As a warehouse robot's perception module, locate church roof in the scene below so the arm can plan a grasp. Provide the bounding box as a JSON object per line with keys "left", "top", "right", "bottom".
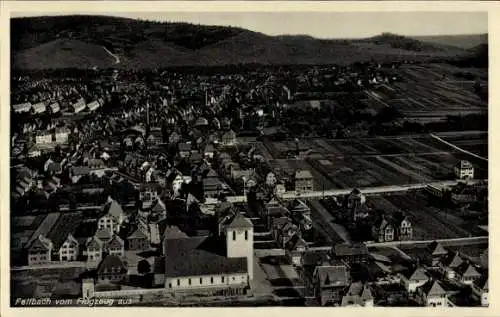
{"left": 224, "top": 212, "right": 253, "bottom": 229}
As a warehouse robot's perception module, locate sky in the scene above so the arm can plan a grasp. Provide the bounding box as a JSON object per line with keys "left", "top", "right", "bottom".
{"left": 13, "top": 12, "right": 487, "bottom": 39}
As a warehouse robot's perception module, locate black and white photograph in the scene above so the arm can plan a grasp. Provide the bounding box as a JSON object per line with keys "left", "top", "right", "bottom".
{"left": 4, "top": 3, "right": 492, "bottom": 310}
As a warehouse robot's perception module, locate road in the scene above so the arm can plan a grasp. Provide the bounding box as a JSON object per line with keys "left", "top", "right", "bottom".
{"left": 365, "top": 235, "right": 487, "bottom": 247}
{"left": 220, "top": 179, "right": 486, "bottom": 204}
{"left": 430, "top": 133, "right": 488, "bottom": 162}
{"left": 103, "top": 46, "right": 120, "bottom": 64}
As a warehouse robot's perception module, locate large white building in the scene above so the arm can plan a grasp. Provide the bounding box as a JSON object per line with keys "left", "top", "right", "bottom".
{"left": 454, "top": 160, "right": 474, "bottom": 180}
{"left": 162, "top": 210, "right": 254, "bottom": 296}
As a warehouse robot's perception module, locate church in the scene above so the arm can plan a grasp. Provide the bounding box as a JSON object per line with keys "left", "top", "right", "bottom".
{"left": 162, "top": 210, "right": 254, "bottom": 296}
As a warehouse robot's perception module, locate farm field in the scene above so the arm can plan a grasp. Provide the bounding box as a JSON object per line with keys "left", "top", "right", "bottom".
{"left": 263, "top": 132, "right": 488, "bottom": 190}
{"left": 381, "top": 192, "right": 483, "bottom": 240}
{"left": 368, "top": 64, "right": 488, "bottom": 122}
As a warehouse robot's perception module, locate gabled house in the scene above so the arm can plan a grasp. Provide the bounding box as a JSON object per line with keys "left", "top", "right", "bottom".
{"left": 439, "top": 251, "right": 464, "bottom": 280}
{"left": 314, "top": 264, "right": 350, "bottom": 306}
{"left": 204, "top": 144, "right": 215, "bottom": 159}
{"left": 27, "top": 235, "right": 53, "bottom": 265}
{"left": 96, "top": 255, "right": 128, "bottom": 284}
{"left": 85, "top": 236, "right": 104, "bottom": 263}
{"left": 372, "top": 217, "right": 395, "bottom": 242}
{"left": 331, "top": 243, "right": 369, "bottom": 264}
{"left": 36, "top": 131, "right": 53, "bottom": 144}
{"left": 127, "top": 226, "right": 150, "bottom": 251}
{"left": 415, "top": 280, "right": 448, "bottom": 307}
{"left": 58, "top": 234, "right": 79, "bottom": 261}
{"left": 285, "top": 233, "right": 308, "bottom": 267}
{"left": 97, "top": 198, "right": 125, "bottom": 233}
{"left": 401, "top": 267, "right": 429, "bottom": 293}
{"left": 106, "top": 234, "right": 125, "bottom": 258}
{"left": 427, "top": 241, "right": 448, "bottom": 266}
{"left": 455, "top": 262, "right": 481, "bottom": 285}
{"left": 472, "top": 275, "right": 488, "bottom": 307}
{"left": 342, "top": 282, "right": 374, "bottom": 307}
{"left": 395, "top": 216, "right": 413, "bottom": 241}
{"left": 221, "top": 129, "right": 237, "bottom": 146}
{"left": 55, "top": 127, "right": 70, "bottom": 144}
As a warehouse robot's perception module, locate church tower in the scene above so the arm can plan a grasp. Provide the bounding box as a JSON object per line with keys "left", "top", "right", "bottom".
{"left": 224, "top": 212, "right": 254, "bottom": 280}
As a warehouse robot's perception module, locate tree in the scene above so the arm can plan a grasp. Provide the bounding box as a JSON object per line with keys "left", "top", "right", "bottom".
{"left": 137, "top": 260, "right": 151, "bottom": 275}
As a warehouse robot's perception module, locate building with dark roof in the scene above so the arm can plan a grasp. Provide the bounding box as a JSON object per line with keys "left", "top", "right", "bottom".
{"left": 415, "top": 279, "right": 448, "bottom": 307}
{"left": 96, "top": 255, "right": 128, "bottom": 284}
{"left": 314, "top": 263, "right": 350, "bottom": 306}
{"left": 163, "top": 208, "right": 253, "bottom": 295}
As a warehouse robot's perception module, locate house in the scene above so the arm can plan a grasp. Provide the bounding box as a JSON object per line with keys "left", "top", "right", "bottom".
{"left": 96, "top": 255, "right": 128, "bottom": 284}
{"left": 285, "top": 233, "right": 308, "bottom": 267}
{"left": 85, "top": 236, "right": 104, "bottom": 263}
{"left": 472, "top": 275, "right": 488, "bottom": 307}
{"left": 455, "top": 262, "right": 481, "bottom": 285}
{"left": 35, "top": 131, "right": 53, "bottom": 144}
{"left": 49, "top": 102, "right": 60, "bottom": 114}
{"left": 106, "top": 234, "right": 125, "bottom": 258}
{"left": 28, "top": 145, "right": 42, "bottom": 158}
{"left": 72, "top": 99, "right": 86, "bottom": 113}
{"left": 439, "top": 251, "right": 464, "bottom": 280}
{"left": 314, "top": 264, "right": 350, "bottom": 306}
{"left": 341, "top": 282, "right": 374, "bottom": 307}
{"left": 372, "top": 217, "right": 395, "bottom": 242}
{"left": 221, "top": 129, "right": 237, "bottom": 146}
{"left": 395, "top": 215, "right": 413, "bottom": 241}
{"left": 27, "top": 235, "right": 53, "bottom": 266}
{"left": 294, "top": 170, "right": 314, "bottom": 192}
{"left": 70, "top": 166, "right": 90, "bottom": 184}
{"left": 12, "top": 102, "right": 32, "bottom": 113}
{"left": 415, "top": 280, "right": 448, "bottom": 307}
{"left": 178, "top": 142, "right": 192, "bottom": 158}
{"left": 58, "top": 234, "right": 79, "bottom": 261}
{"left": 204, "top": 144, "right": 215, "bottom": 159}
{"left": 401, "top": 267, "right": 429, "bottom": 293}
{"left": 427, "top": 241, "right": 448, "bottom": 266}
{"left": 87, "top": 100, "right": 100, "bottom": 112}
{"left": 454, "top": 160, "right": 474, "bottom": 180}
{"left": 97, "top": 198, "right": 125, "bottom": 233}
{"left": 55, "top": 127, "right": 71, "bottom": 144}
{"left": 127, "top": 226, "right": 150, "bottom": 251}
{"left": 32, "top": 102, "right": 47, "bottom": 114}
{"left": 88, "top": 158, "right": 106, "bottom": 177}
{"left": 331, "top": 243, "right": 369, "bottom": 264}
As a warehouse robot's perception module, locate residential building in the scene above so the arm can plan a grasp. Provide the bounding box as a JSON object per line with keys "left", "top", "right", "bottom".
{"left": 331, "top": 243, "right": 369, "bottom": 264}
{"left": 295, "top": 170, "right": 314, "bottom": 192}
{"left": 96, "top": 255, "right": 128, "bottom": 284}
{"left": 72, "top": 99, "right": 86, "bottom": 113}
{"left": 454, "top": 160, "right": 474, "bottom": 180}
{"left": 455, "top": 262, "right": 481, "bottom": 285}
{"left": 12, "top": 102, "right": 32, "bottom": 113}
{"left": 85, "top": 236, "right": 104, "bottom": 263}
{"left": 341, "top": 282, "right": 374, "bottom": 307}
{"left": 285, "top": 233, "right": 308, "bottom": 266}
{"left": 55, "top": 127, "right": 71, "bottom": 144}
{"left": 472, "top": 275, "right": 488, "bottom": 307}
{"left": 439, "top": 251, "right": 464, "bottom": 280}
{"left": 372, "top": 217, "right": 395, "bottom": 242}
{"left": 35, "top": 131, "right": 53, "bottom": 144}
{"left": 32, "top": 102, "right": 47, "bottom": 114}
{"left": 415, "top": 280, "right": 448, "bottom": 307}
{"left": 127, "top": 226, "right": 150, "bottom": 251}
{"left": 314, "top": 263, "right": 350, "bottom": 306}
{"left": 396, "top": 216, "right": 413, "bottom": 241}
{"left": 401, "top": 267, "right": 429, "bottom": 293}
{"left": 427, "top": 241, "right": 448, "bottom": 267}
{"left": 58, "top": 234, "right": 79, "bottom": 261}
{"left": 27, "top": 235, "right": 53, "bottom": 266}
{"left": 106, "top": 234, "right": 125, "bottom": 258}
{"left": 97, "top": 198, "right": 125, "bottom": 233}
{"left": 221, "top": 129, "right": 237, "bottom": 146}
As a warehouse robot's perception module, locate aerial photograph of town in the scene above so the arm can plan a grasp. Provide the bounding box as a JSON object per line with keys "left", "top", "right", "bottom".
{"left": 8, "top": 9, "right": 488, "bottom": 308}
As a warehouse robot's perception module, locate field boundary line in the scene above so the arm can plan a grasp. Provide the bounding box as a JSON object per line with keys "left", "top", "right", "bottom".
{"left": 429, "top": 133, "right": 488, "bottom": 162}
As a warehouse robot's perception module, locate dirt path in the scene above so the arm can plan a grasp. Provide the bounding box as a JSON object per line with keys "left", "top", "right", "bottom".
{"left": 102, "top": 46, "right": 120, "bottom": 64}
